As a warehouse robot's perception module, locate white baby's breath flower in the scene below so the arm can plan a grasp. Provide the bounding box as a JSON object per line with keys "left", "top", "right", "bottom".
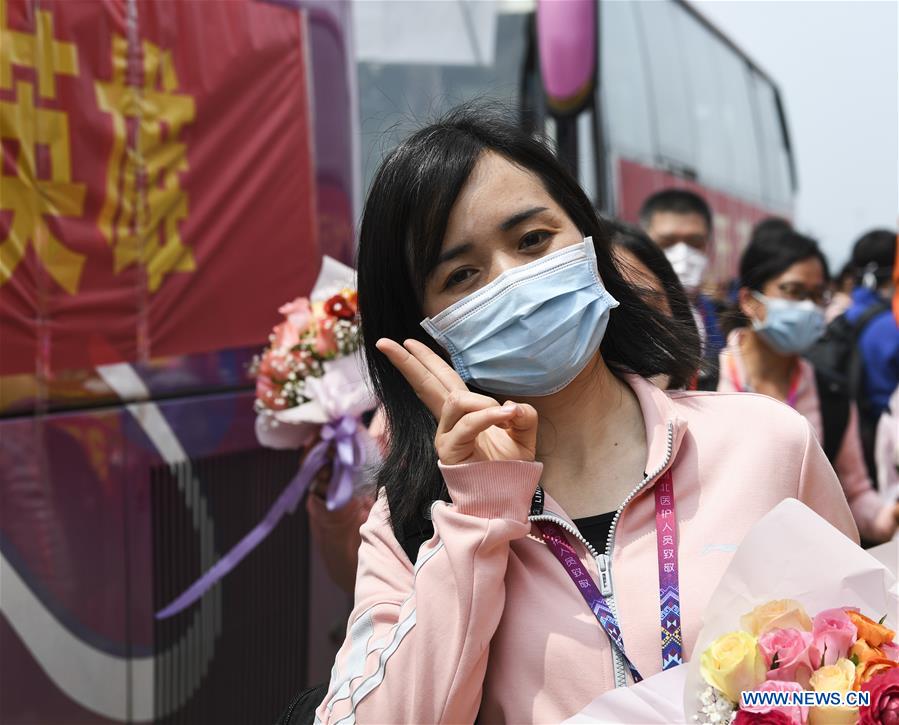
{"left": 695, "top": 686, "right": 736, "bottom": 725}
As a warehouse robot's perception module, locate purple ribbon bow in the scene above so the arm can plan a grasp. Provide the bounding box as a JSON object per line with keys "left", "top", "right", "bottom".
{"left": 156, "top": 415, "right": 367, "bottom": 619}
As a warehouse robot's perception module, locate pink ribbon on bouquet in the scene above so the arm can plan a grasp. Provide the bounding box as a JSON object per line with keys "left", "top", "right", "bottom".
{"left": 156, "top": 415, "right": 368, "bottom": 619}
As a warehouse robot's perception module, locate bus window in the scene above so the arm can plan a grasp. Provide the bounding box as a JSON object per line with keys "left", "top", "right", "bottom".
{"left": 599, "top": 0, "right": 654, "bottom": 161}
{"left": 713, "top": 44, "right": 763, "bottom": 201}
{"left": 751, "top": 72, "right": 793, "bottom": 209}
{"left": 635, "top": 0, "right": 696, "bottom": 170}
{"left": 355, "top": 1, "right": 535, "bottom": 197}
{"left": 676, "top": 9, "right": 733, "bottom": 192}
{"left": 543, "top": 115, "right": 558, "bottom": 154}
{"left": 577, "top": 109, "right": 598, "bottom": 204}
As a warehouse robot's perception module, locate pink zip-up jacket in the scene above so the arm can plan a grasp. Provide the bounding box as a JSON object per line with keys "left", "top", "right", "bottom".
{"left": 315, "top": 375, "right": 859, "bottom": 724}
{"left": 719, "top": 329, "right": 897, "bottom": 542}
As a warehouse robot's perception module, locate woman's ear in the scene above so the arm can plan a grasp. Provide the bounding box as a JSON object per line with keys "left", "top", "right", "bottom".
{"left": 738, "top": 287, "right": 765, "bottom": 324}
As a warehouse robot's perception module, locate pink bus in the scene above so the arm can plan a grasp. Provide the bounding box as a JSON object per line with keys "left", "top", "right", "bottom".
{"left": 355, "top": 0, "right": 796, "bottom": 284}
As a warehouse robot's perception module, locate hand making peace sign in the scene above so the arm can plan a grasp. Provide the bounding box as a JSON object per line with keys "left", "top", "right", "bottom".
{"left": 375, "top": 338, "right": 538, "bottom": 465}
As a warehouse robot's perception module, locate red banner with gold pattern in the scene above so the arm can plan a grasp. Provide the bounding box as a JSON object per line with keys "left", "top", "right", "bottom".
{"left": 0, "top": 0, "right": 319, "bottom": 375}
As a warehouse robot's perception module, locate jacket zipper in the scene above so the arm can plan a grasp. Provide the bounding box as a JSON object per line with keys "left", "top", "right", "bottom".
{"left": 529, "top": 421, "right": 675, "bottom": 689}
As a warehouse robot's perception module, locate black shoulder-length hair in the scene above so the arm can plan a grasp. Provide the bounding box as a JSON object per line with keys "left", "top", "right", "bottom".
{"left": 357, "top": 105, "right": 701, "bottom": 534}
{"left": 608, "top": 219, "right": 700, "bottom": 389}
{"left": 721, "top": 224, "right": 830, "bottom": 334}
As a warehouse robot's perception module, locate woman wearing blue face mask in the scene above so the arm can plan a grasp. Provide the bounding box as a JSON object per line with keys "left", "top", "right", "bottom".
{"left": 719, "top": 227, "right": 899, "bottom": 544}
{"left": 310, "top": 107, "right": 858, "bottom": 725}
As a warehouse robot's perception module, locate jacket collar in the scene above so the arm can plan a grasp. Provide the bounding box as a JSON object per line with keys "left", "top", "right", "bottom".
{"left": 531, "top": 374, "right": 687, "bottom": 524}
{"left": 627, "top": 373, "right": 687, "bottom": 482}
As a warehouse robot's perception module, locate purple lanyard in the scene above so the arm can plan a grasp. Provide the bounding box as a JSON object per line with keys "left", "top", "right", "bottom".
{"left": 534, "top": 470, "right": 683, "bottom": 680}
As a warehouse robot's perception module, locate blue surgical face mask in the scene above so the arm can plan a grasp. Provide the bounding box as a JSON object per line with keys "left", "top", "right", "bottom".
{"left": 420, "top": 237, "right": 619, "bottom": 397}
{"left": 751, "top": 292, "right": 826, "bottom": 354}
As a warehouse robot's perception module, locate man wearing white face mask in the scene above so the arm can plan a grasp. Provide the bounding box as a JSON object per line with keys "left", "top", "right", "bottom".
{"left": 719, "top": 227, "right": 899, "bottom": 544}
{"left": 640, "top": 189, "right": 724, "bottom": 389}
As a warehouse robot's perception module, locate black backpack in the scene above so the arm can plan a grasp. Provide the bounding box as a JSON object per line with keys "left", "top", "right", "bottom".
{"left": 274, "top": 684, "right": 329, "bottom": 725}
{"left": 804, "top": 301, "right": 890, "bottom": 470}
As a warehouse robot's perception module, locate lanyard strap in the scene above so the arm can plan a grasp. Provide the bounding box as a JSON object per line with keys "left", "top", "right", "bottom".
{"left": 535, "top": 470, "right": 683, "bottom": 679}
{"left": 655, "top": 471, "right": 683, "bottom": 670}
{"left": 537, "top": 520, "right": 644, "bottom": 682}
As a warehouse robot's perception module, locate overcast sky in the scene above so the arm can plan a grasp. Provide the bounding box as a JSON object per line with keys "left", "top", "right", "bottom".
{"left": 693, "top": 0, "right": 897, "bottom": 269}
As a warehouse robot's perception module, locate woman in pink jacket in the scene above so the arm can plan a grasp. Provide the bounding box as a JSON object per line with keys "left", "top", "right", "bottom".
{"left": 718, "top": 227, "right": 899, "bottom": 544}
{"left": 314, "top": 108, "right": 858, "bottom": 724}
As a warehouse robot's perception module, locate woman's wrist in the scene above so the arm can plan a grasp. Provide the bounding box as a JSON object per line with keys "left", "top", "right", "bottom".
{"left": 438, "top": 459, "right": 543, "bottom": 520}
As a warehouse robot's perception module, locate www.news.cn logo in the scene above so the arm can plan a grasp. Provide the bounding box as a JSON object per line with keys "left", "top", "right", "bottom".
{"left": 741, "top": 690, "right": 871, "bottom": 708}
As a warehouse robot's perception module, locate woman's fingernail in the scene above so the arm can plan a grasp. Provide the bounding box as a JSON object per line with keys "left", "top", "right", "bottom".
{"left": 502, "top": 402, "right": 518, "bottom": 413}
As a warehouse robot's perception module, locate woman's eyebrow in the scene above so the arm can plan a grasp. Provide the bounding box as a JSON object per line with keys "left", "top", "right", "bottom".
{"left": 780, "top": 280, "right": 820, "bottom": 287}
{"left": 435, "top": 242, "right": 474, "bottom": 267}
{"left": 433, "top": 206, "right": 550, "bottom": 269}
{"left": 499, "top": 206, "right": 549, "bottom": 231}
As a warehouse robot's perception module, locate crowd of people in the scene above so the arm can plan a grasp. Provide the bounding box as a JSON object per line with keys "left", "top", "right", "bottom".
{"left": 281, "top": 109, "right": 898, "bottom": 724}
{"left": 632, "top": 189, "right": 899, "bottom": 545}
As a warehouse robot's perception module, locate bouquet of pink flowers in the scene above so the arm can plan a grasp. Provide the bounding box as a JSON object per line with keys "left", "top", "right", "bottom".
{"left": 156, "top": 257, "right": 377, "bottom": 619}
{"left": 252, "top": 288, "right": 360, "bottom": 417}
{"left": 697, "top": 600, "right": 899, "bottom": 724}
{"left": 563, "top": 501, "right": 898, "bottom": 725}
{"left": 250, "top": 256, "right": 377, "bottom": 453}
{"left": 249, "top": 255, "right": 378, "bottom": 503}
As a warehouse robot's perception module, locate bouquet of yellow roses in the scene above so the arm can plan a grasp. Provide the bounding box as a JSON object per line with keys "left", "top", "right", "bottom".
{"left": 698, "top": 600, "right": 898, "bottom": 724}
{"left": 686, "top": 500, "right": 898, "bottom": 725}
{"left": 563, "top": 500, "right": 898, "bottom": 725}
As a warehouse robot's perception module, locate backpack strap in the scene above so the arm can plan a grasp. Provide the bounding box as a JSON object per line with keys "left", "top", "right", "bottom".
{"left": 851, "top": 299, "right": 891, "bottom": 333}
{"left": 813, "top": 366, "right": 850, "bottom": 464}
{"left": 274, "top": 683, "right": 329, "bottom": 725}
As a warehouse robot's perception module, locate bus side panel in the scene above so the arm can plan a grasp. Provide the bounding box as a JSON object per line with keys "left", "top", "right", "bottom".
{"left": 0, "top": 408, "right": 130, "bottom": 724}
{"left": 140, "top": 391, "right": 313, "bottom": 724}
{"left": 0, "top": 389, "right": 334, "bottom": 723}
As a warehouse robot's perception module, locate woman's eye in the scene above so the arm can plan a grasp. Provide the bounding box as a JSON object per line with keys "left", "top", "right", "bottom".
{"left": 445, "top": 268, "right": 476, "bottom": 289}
{"left": 519, "top": 230, "right": 551, "bottom": 250}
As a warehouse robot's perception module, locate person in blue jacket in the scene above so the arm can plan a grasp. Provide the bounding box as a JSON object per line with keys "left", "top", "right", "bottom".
{"left": 845, "top": 228, "right": 898, "bottom": 475}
